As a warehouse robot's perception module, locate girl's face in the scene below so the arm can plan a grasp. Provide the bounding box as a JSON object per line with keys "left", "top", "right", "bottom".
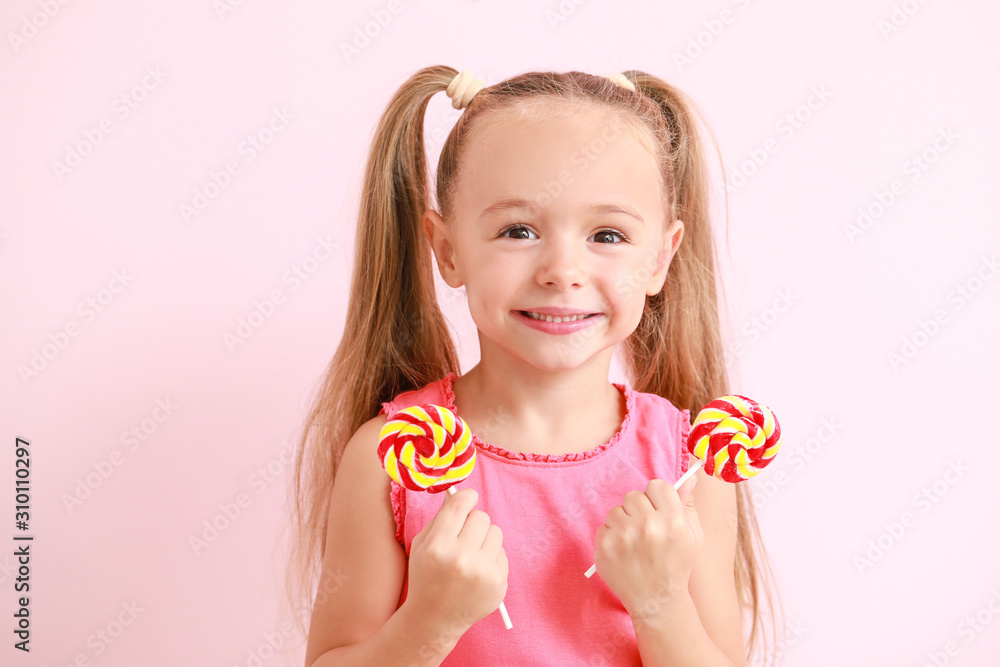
{"left": 424, "top": 104, "right": 683, "bottom": 372}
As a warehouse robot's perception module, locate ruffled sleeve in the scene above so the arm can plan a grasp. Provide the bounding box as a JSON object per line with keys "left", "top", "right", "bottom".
{"left": 389, "top": 480, "right": 406, "bottom": 549}
{"left": 677, "top": 408, "right": 692, "bottom": 480}
{"left": 378, "top": 401, "right": 406, "bottom": 548}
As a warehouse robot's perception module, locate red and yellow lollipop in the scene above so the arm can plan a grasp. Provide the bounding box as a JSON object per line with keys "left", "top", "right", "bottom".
{"left": 685, "top": 394, "right": 782, "bottom": 483}
{"left": 377, "top": 404, "right": 476, "bottom": 493}
{"left": 378, "top": 403, "right": 512, "bottom": 630}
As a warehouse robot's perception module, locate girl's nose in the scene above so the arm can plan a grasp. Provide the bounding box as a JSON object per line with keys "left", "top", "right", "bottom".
{"left": 536, "top": 238, "right": 586, "bottom": 289}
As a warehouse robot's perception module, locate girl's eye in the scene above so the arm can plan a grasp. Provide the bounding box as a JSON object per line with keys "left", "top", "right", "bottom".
{"left": 499, "top": 224, "right": 537, "bottom": 240}
{"left": 591, "top": 229, "right": 628, "bottom": 244}
{"left": 498, "top": 225, "right": 629, "bottom": 244}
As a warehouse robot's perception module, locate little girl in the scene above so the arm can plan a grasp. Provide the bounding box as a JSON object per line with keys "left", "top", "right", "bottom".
{"left": 287, "top": 66, "right": 780, "bottom": 666}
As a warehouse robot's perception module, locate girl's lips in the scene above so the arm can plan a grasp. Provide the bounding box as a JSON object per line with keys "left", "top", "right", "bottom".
{"left": 512, "top": 310, "right": 603, "bottom": 335}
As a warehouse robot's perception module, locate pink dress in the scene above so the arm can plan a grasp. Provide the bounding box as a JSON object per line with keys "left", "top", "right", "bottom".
{"left": 379, "top": 371, "right": 691, "bottom": 666}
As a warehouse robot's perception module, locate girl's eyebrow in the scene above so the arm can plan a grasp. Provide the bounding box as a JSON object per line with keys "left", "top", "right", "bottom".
{"left": 479, "top": 198, "right": 644, "bottom": 224}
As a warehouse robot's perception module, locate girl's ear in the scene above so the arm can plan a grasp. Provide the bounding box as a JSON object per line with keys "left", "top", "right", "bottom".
{"left": 645, "top": 219, "right": 684, "bottom": 297}
{"left": 422, "top": 208, "right": 464, "bottom": 288}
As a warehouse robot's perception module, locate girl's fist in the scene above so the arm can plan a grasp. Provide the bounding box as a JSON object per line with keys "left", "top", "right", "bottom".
{"left": 405, "top": 488, "right": 508, "bottom": 631}
{"left": 593, "top": 476, "right": 703, "bottom": 617}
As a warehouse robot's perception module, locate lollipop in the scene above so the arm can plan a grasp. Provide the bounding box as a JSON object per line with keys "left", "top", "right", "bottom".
{"left": 378, "top": 403, "right": 513, "bottom": 630}
{"left": 683, "top": 394, "right": 782, "bottom": 483}
{"left": 378, "top": 404, "right": 477, "bottom": 493}
{"left": 584, "top": 394, "right": 781, "bottom": 578}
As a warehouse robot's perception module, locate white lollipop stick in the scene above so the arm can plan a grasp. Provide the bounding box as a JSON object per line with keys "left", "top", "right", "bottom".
{"left": 446, "top": 486, "right": 513, "bottom": 629}
{"left": 583, "top": 459, "right": 704, "bottom": 578}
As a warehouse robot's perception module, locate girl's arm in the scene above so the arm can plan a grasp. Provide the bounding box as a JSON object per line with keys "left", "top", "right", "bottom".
{"left": 303, "top": 415, "right": 461, "bottom": 667}
{"left": 631, "top": 464, "right": 746, "bottom": 667}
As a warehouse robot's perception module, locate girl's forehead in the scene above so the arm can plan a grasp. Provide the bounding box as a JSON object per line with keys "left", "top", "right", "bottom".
{"left": 471, "top": 103, "right": 645, "bottom": 147}
{"left": 448, "top": 144, "right": 663, "bottom": 232}
{"left": 460, "top": 103, "right": 660, "bottom": 176}
{"left": 456, "top": 107, "right": 662, "bottom": 205}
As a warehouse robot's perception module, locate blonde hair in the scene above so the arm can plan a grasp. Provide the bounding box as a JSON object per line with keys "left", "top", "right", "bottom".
{"left": 285, "top": 66, "right": 784, "bottom": 665}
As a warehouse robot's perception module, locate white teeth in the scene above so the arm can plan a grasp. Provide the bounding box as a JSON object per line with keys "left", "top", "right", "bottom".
{"left": 524, "top": 311, "right": 592, "bottom": 323}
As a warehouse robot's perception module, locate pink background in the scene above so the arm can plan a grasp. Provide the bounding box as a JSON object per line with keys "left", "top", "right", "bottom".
{"left": 3, "top": 1, "right": 999, "bottom": 665}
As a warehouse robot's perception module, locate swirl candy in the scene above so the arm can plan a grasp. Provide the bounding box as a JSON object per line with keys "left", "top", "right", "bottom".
{"left": 377, "top": 404, "right": 476, "bottom": 493}
{"left": 687, "top": 394, "right": 781, "bottom": 482}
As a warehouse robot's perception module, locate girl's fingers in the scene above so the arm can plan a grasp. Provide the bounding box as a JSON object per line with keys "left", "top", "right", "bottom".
{"left": 622, "top": 488, "right": 654, "bottom": 517}
{"left": 456, "top": 508, "right": 491, "bottom": 548}
{"left": 496, "top": 546, "right": 509, "bottom": 574}
{"left": 644, "top": 477, "right": 678, "bottom": 511}
{"left": 481, "top": 523, "right": 503, "bottom": 555}
{"left": 604, "top": 504, "right": 629, "bottom": 529}
{"left": 428, "top": 488, "right": 479, "bottom": 539}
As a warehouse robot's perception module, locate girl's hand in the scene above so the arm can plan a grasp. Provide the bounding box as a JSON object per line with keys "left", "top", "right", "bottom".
{"left": 593, "top": 476, "right": 704, "bottom": 618}
{"left": 403, "top": 488, "right": 508, "bottom": 633}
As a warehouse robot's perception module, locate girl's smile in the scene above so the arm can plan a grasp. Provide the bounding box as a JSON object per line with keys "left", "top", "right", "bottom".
{"left": 512, "top": 308, "right": 605, "bottom": 335}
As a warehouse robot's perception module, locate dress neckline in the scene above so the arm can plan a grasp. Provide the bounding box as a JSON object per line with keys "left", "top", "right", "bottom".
{"left": 440, "top": 371, "right": 635, "bottom": 463}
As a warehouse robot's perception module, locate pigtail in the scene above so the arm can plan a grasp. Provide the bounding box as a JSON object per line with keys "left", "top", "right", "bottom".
{"left": 624, "top": 70, "right": 785, "bottom": 665}
{"left": 346, "top": 65, "right": 462, "bottom": 409}
{"left": 284, "top": 66, "right": 461, "bottom": 641}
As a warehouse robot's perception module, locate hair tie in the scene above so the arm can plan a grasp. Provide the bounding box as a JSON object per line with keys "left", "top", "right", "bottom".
{"left": 605, "top": 73, "right": 636, "bottom": 92}
{"left": 446, "top": 70, "right": 486, "bottom": 109}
